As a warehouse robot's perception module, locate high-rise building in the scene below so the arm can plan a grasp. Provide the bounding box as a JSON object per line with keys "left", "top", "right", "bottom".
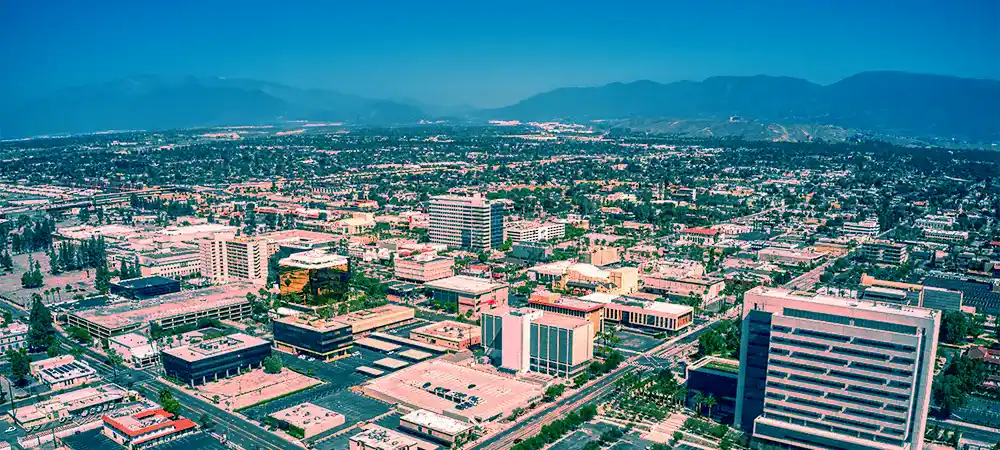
{"left": 199, "top": 234, "right": 268, "bottom": 285}
{"left": 481, "top": 307, "right": 594, "bottom": 378}
{"left": 735, "top": 287, "right": 939, "bottom": 450}
{"left": 428, "top": 194, "right": 504, "bottom": 251}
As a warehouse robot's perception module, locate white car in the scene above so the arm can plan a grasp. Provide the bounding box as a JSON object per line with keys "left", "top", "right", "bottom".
{"left": 4, "top": 426, "right": 15, "bottom": 433}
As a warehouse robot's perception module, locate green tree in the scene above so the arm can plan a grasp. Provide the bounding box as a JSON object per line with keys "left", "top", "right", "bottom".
{"left": 107, "top": 348, "right": 124, "bottom": 382}
{"left": 0, "top": 251, "right": 13, "bottom": 272}
{"left": 263, "top": 355, "right": 283, "bottom": 374}
{"left": 46, "top": 341, "right": 60, "bottom": 358}
{"left": 95, "top": 263, "right": 112, "bottom": 294}
{"left": 703, "top": 395, "right": 717, "bottom": 420}
{"left": 158, "top": 389, "right": 181, "bottom": 415}
{"left": 543, "top": 384, "right": 566, "bottom": 401}
{"left": 67, "top": 326, "right": 92, "bottom": 344}
{"left": 939, "top": 311, "right": 970, "bottom": 344}
{"left": 27, "top": 295, "right": 55, "bottom": 351}
{"left": 6, "top": 348, "right": 31, "bottom": 386}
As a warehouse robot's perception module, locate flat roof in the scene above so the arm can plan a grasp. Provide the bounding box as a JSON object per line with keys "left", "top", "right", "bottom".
{"left": 71, "top": 284, "right": 257, "bottom": 330}
{"left": 332, "top": 304, "right": 414, "bottom": 326}
{"left": 424, "top": 275, "right": 506, "bottom": 295}
{"left": 350, "top": 425, "right": 419, "bottom": 450}
{"left": 363, "top": 359, "right": 543, "bottom": 422}
{"left": 268, "top": 402, "right": 345, "bottom": 434}
{"left": 275, "top": 314, "right": 351, "bottom": 333}
{"left": 356, "top": 337, "right": 402, "bottom": 352}
{"left": 398, "top": 349, "right": 433, "bottom": 361}
{"left": 356, "top": 366, "right": 386, "bottom": 376}
{"left": 646, "top": 302, "right": 696, "bottom": 315}
{"left": 15, "top": 384, "right": 126, "bottom": 423}
{"left": 579, "top": 292, "right": 620, "bottom": 304}
{"left": 529, "top": 295, "right": 604, "bottom": 312}
{"left": 32, "top": 356, "right": 96, "bottom": 383}
{"left": 532, "top": 311, "right": 591, "bottom": 330}
{"left": 162, "top": 333, "right": 268, "bottom": 362}
{"left": 751, "top": 287, "right": 937, "bottom": 320}
{"left": 409, "top": 320, "right": 481, "bottom": 341}
{"left": 261, "top": 229, "right": 340, "bottom": 246}
{"left": 374, "top": 357, "right": 410, "bottom": 370}
{"left": 112, "top": 276, "right": 179, "bottom": 290}
{"left": 401, "top": 409, "right": 472, "bottom": 435}
{"left": 278, "top": 250, "right": 349, "bottom": 270}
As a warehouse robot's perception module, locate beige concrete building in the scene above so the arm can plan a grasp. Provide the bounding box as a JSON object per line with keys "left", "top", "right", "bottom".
{"left": 349, "top": 425, "right": 418, "bottom": 450}
{"left": 735, "top": 287, "right": 939, "bottom": 450}
{"left": 506, "top": 221, "right": 565, "bottom": 243}
{"left": 428, "top": 194, "right": 505, "bottom": 251}
{"left": 409, "top": 320, "right": 481, "bottom": 350}
{"left": 424, "top": 275, "right": 509, "bottom": 318}
{"left": 199, "top": 234, "right": 268, "bottom": 285}
{"left": 399, "top": 409, "right": 474, "bottom": 445}
{"left": 109, "top": 333, "right": 159, "bottom": 370}
{"left": 30, "top": 355, "right": 99, "bottom": 392}
{"left": 332, "top": 304, "right": 416, "bottom": 336}
{"left": 394, "top": 253, "right": 454, "bottom": 283}
{"left": 557, "top": 263, "right": 638, "bottom": 296}
{"left": 481, "top": 306, "right": 594, "bottom": 378}
{"left": 639, "top": 274, "right": 726, "bottom": 304}
{"left": 581, "top": 245, "right": 620, "bottom": 266}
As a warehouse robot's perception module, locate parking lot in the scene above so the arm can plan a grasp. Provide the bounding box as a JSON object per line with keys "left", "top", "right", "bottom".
{"left": 62, "top": 430, "right": 228, "bottom": 450}
{"left": 612, "top": 329, "right": 664, "bottom": 354}
{"left": 549, "top": 421, "right": 619, "bottom": 450}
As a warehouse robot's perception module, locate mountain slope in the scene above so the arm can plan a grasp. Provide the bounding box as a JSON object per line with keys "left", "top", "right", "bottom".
{"left": 0, "top": 76, "right": 425, "bottom": 138}
{"left": 486, "top": 72, "right": 1000, "bottom": 142}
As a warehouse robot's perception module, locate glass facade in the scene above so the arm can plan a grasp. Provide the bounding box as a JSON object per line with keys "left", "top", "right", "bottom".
{"left": 739, "top": 309, "right": 773, "bottom": 432}
{"left": 278, "top": 262, "right": 350, "bottom": 304}
{"left": 273, "top": 321, "right": 353, "bottom": 358}
{"left": 162, "top": 341, "right": 271, "bottom": 386}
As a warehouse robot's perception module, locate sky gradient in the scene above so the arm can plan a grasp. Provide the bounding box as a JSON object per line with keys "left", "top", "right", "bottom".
{"left": 2, "top": 0, "right": 998, "bottom": 108}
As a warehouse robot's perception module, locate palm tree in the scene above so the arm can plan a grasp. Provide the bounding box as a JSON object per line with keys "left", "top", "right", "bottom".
{"left": 692, "top": 392, "right": 704, "bottom": 415}
{"left": 704, "top": 395, "right": 717, "bottom": 420}
{"left": 674, "top": 386, "right": 688, "bottom": 408}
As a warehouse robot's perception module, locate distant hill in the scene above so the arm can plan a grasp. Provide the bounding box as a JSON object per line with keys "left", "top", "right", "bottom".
{"left": 486, "top": 72, "right": 1000, "bottom": 142}
{"left": 0, "top": 75, "right": 426, "bottom": 138}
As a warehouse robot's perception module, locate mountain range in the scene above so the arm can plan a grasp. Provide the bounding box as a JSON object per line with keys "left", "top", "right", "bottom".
{"left": 2, "top": 72, "right": 998, "bottom": 143}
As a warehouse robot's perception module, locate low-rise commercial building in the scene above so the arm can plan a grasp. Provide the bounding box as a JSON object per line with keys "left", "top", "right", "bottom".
{"left": 598, "top": 297, "right": 694, "bottom": 333}
{"left": 67, "top": 284, "right": 256, "bottom": 340}
{"left": 923, "top": 228, "right": 969, "bottom": 243}
{"left": 558, "top": 264, "right": 638, "bottom": 296}
{"left": 757, "top": 247, "right": 824, "bottom": 267}
{"left": 102, "top": 408, "right": 198, "bottom": 450}
{"left": 332, "top": 304, "right": 416, "bottom": 336}
{"left": 408, "top": 320, "right": 481, "bottom": 350}
{"left": 639, "top": 274, "right": 725, "bottom": 304}
{"left": 860, "top": 274, "right": 964, "bottom": 312}
{"left": 266, "top": 403, "right": 345, "bottom": 439}
{"left": 273, "top": 315, "right": 354, "bottom": 361}
{"left": 859, "top": 240, "right": 909, "bottom": 266}
{"left": 138, "top": 248, "right": 202, "bottom": 279}
{"left": 0, "top": 322, "right": 27, "bottom": 352}
{"left": 161, "top": 333, "right": 271, "bottom": 387}
{"left": 394, "top": 253, "right": 455, "bottom": 283}
{"left": 349, "top": 425, "right": 418, "bottom": 450}
{"left": 30, "top": 355, "right": 99, "bottom": 391}
{"left": 527, "top": 290, "right": 604, "bottom": 336}
{"left": 481, "top": 307, "right": 594, "bottom": 378}
{"left": 686, "top": 357, "right": 740, "bottom": 425}
{"left": 424, "top": 276, "right": 509, "bottom": 319}
{"left": 109, "top": 276, "right": 181, "bottom": 300}
{"left": 506, "top": 221, "right": 565, "bottom": 243}
{"left": 842, "top": 219, "right": 880, "bottom": 238}
{"left": 109, "top": 333, "right": 160, "bottom": 370}
{"left": 680, "top": 227, "right": 720, "bottom": 245}
{"left": 581, "top": 245, "right": 620, "bottom": 266}
{"left": 399, "top": 409, "right": 474, "bottom": 445}
{"left": 13, "top": 384, "right": 129, "bottom": 429}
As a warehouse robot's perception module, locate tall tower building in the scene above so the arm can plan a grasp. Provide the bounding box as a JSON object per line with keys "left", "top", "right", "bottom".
{"left": 735, "top": 287, "right": 939, "bottom": 450}
{"left": 198, "top": 234, "right": 268, "bottom": 286}
{"left": 428, "top": 194, "right": 504, "bottom": 251}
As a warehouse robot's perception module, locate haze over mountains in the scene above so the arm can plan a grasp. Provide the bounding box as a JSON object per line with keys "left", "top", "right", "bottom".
{"left": 2, "top": 72, "right": 998, "bottom": 143}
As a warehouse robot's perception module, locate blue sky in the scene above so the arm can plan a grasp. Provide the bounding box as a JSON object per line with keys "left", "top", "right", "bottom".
{"left": 2, "top": 0, "right": 997, "bottom": 108}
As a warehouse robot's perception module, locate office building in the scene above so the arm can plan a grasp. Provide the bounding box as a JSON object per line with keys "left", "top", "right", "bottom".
{"left": 278, "top": 249, "right": 350, "bottom": 299}
{"left": 0, "top": 322, "right": 27, "bottom": 352}
{"left": 511, "top": 241, "right": 553, "bottom": 262}
{"left": 428, "top": 194, "right": 504, "bottom": 251}
{"left": 506, "top": 221, "right": 565, "bottom": 243}
{"left": 481, "top": 307, "right": 594, "bottom": 378}
{"left": 409, "top": 320, "right": 481, "bottom": 350}
{"left": 914, "top": 215, "right": 955, "bottom": 230}
{"left": 758, "top": 247, "right": 825, "bottom": 267}
{"left": 528, "top": 290, "right": 605, "bottom": 336}
{"left": 597, "top": 296, "right": 694, "bottom": 333}
{"left": 557, "top": 264, "right": 638, "bottom": 296}
{"left": 30, "top": 355, "right": 99, "bottom": 391}
{"left": 109, "top": 276, "right": 181, "bottom": 300}
{"left": 102, "top": 408, "right": 198, "bottom": 450}
{"left": 266, "top": 403, "right": 346, "bottom": 439}
{"left": 273, "top": 315, "right": 354, "bottom": 361}
{"left": 842, "top": 219, "right": 880, "bottom": 238}
{"left": 687, "top": 357, "right": 740, "bottom": 425}
{"left": 640, "top": 274, "right": 726, "bottom": 304}
{"left": 923, "top": 228, "right": 968, "bottom": 243}
{"left": 13, "top": 384, "right": 129, "bottom": 429}
{"left": 138, "top": 248, "right": 202, "bottom": 279}
{"left": 581, "top": 245, "right": 620, "bottom": 266}
{"left": 394, "top": 253, "right": 455, "bottom": 283}
{"left": 735, "top": 287, "right": 939, "bottom": 450}
{"left": 859, "top": 240, "right": 909, "bottom": 266}
{"left": 350, "top": 425, "right": 418, "bottom": 450}
{"left": 399, "top": 409, "right": 474, "bottom": 445}
{"left": 109, "top": 333, "right": 160, "bottom": 370}
{"left": 332, "top": 304, "right": 416, "bottom": 336}
{"left": 424, "top": 275, "right": 509, "bottom": 318}
{"left": 161, "top": 333, "right": 271, "bottom": 386}
{"left": 199, "top": 234, "right": 268, "bottom": 285}
{"left": 67, "top": 284, "right": 256, "bottom": 340}
{"left": 860, "top": 274, "right": 964, "bottom": 312}
{"left": 680, "top": 227, "right": 720, "bottom": 245}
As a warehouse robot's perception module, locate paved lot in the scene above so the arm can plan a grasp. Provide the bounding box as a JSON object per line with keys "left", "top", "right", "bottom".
{"left": 63, "top": 430, "right": 228, "bottom": 450}
{"left": 613, "top": 330, "right": 664, "bottom": 353}
{"left": 550, "top": 421, "right": 619, "bottom": 450}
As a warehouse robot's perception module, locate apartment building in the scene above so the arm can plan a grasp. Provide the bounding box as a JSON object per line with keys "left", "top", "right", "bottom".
{"left": 735, "top": 287, "right": 939, "bottom": 450}
{"left": 0, "top": 322, "right": 27, "bottom": 352}
{"left": 481, "top": 307, "right": 594, "bottom": 378}
{"left": 138, "top": 248, "right": 202, "bottom": 279}
{"left": 428, "top": 194, "right": 504, "bottom": 251}
{"left": 506, "top": 221, "right": 565, "bottom": 243}
{"left": 842, "top": 219, "right": 880, "bottom": 238}
{"left": 199, "top": 234, "right": 268, "bottom": 285}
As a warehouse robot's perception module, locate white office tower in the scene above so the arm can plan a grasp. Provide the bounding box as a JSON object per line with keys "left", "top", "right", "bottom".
{"left": 428, "top": 194, "right": 505, "bottom": 251}
{"left": 198, "top": 234, "right": 268, "bottom": 285}
{"left": 735, "top": 287, "right": 939, "bottom": 450}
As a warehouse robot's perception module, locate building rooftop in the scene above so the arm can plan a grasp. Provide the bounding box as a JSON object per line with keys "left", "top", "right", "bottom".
{"left": 682, "top": 227, "right": 720, "bottom": 236}
{"left": 332, "top": 304, "right": 414, "bottom": 326}
{"left": 278, "top": 250, "right": 349, "bottom": 270}
{"left": 350, "top": 425, "right": 419, "bottom": 450}
{"left": 157, "top": 224, "right": 237, "bottom": 237}
{"left": 423, "top": 275, "right": 505, "bottom": 295}
{"left": 751, "top": 287, "right": 937, "bottom": 320}
{"left": 528, "top": 260, "right": 576, "bottom": 276}
{"left": 646, "top": 302, "right": 696, "bottom": 315}
{"left": 162, "top": 333, "right": 268, "bottom": 362}
{"left": 0, "top": 322, "right": 28, "bottom": 337}
{"left": 274, "top": 314, "right": 351, "bottom": 333}
{"left": 110, "top": 333, "right": 154, "bottom": 349}
{"left": 532, "top": 311, "right": 592, "bottom": 329}
{"left": 15, "top": 384, "right": 126, "bottom": 423}
{"left": 268, "top": 403, "right": 345, "bottom": 435}
{"left": 262, "top": 229, "right": 340, "bottom": 248}
{"left": 578, "top": 292, "right": 620, "bottom": 304}
{"left": 401, "top": 409, "right": 472, "bottom": 435}
{"left": 103, "top": 408, "right": 197, "bottom": 440}
{"left": 31, "top": 356, "right": 96, "bottom": 384}
{"left": 528, "top": 294, "right": 604, "bottom": 312}
{"left": 112, "top": 276, "right": 179, "bottom": 290}
{"left": 71, "top": 284, "right": 257, "bottom": 329}
{"left": 409, "top": 320, "right": 480, "bottom": 341}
